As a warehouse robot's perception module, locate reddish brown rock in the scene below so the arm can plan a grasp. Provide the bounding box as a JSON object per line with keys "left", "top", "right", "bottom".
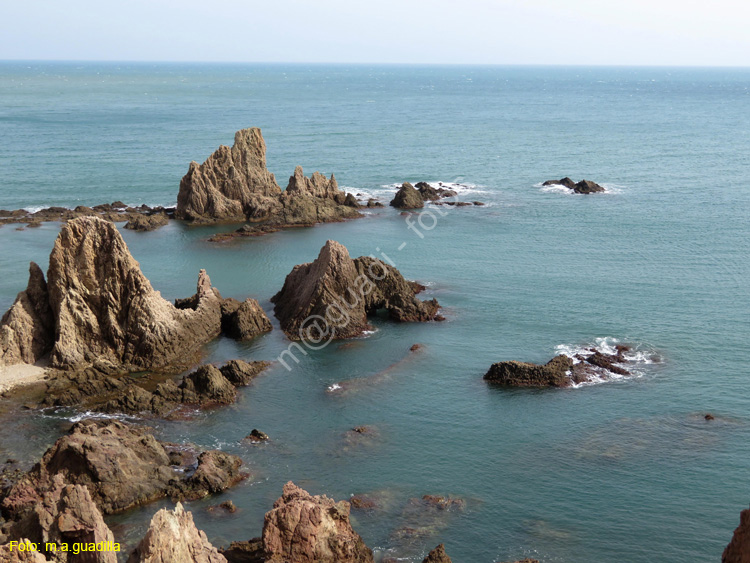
{"left": 127, "top": 503, "right": 227, "bottom": 563}
{"left": 262, "top": 482, "right": 373, "bottom": 563}
{"left": 723, "top": 506, "right": 750, "bottom": 563}
{"left": 422, "top": 544, "right": 452, "bottom": 563}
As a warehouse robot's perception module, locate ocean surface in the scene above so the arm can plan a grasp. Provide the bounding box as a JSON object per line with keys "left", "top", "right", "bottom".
{"left": 1, "top": 62, "right": 749, "bottom": 562}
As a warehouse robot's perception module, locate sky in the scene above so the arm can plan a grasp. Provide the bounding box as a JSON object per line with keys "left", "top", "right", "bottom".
{"left": 1, "top": 0, "right": 749, "bottom": 66}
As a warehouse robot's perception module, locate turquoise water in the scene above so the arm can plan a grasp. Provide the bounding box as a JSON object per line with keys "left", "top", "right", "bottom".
{"left": 1, "top": 63, "right": 750, "bottom": 562}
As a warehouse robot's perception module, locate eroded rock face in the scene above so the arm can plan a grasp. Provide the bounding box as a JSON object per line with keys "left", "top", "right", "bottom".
{"left": 0, "top": 217, "right": 224, "bottom": 372}
{"left": 484, "top": 355, "right": 573, "bottom": 387}
{"left": 262, "top": 482, "right": 374, "bottom": 563}
{"left": 126, "top": 503, "right": 227, "bottom": 563}
{"left": 0, "top": 263, "right": 53, "bottom": 366}
{"left": 177, "top": 129, "right": 361, "bottom": 231}
{"left": 9, "top": 480, "right": 117, "bottom": 563}
{"left": 221, "top": 299, "right": 272, "bottom": 341}
{"left": 177, "top": 128, "right": 282, "bottom": 223}
{"left": 390, "top": 183, "right": 424, "bottom": 209}
{"left": 422, "top": 544, "right": 452, "bottom": 563}
{"left": 1, "top": 421, "right": 244, "bottom": 520}
{"left": 271, "top": 241, "right": 441, "bottom": 341}
{"left": 723, "top": 506, "right": 750, "bottom": 563}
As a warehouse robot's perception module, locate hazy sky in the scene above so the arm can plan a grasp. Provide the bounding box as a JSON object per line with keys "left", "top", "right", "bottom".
{"left": 2, "top": 0, "right": 749, "bottom": 66}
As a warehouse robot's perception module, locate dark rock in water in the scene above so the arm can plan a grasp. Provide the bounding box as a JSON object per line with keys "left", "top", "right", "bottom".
{"left": 366, "top": 198, "right": 384, "bottom": 208}
{"left": 0, "top": 217, "right": 224, "bottom": 373}
{"left": 583, "top": 350, "right": 630, "bottom": 376}
{"left": 0, "top": 420, "right": 244, "bottom": 519}
{"left": 723, "top": 505, "right": 750, "bottom": 563}
{"left": 410, "top": 344, "right": 423, "bottom": 352}
{"left": 349, "top": 495, "right": 378, "bottom": 511}
{"left": 423, "top": 544, "right": 452, "bottom": 563}
{"left": 127, "top": 503, "right": 227, "bottom": 563}
{"left": 542, "top": 177, "right": 605, "bottom": 194}
{"left": 500, "top": 559, "right": 540, "bottom": 563}
{"left": 705, "top": 413, "right": 715, "bottom": 421}
{"left": 261, "top": 481, "right": 374, "bottom": 563}
{"left": 124, "top": 212, "right": 169, "bottom": 231}
{"left": 220, "top": 539, "right": 265, "bottom": 563}
{"left": 390, "top": 183, "right": 424, "bottom": 209}
{"left": 220, "top": 298, "right": 272, "bottom": 341}
{"left": 271, "top": 240, "right": 441, "bottom": 341}
{"left": 484, "top": 355, "right": 573, "bottom": 387}
{"left": 245, "top": 430, "right": 269, "bottom": 442}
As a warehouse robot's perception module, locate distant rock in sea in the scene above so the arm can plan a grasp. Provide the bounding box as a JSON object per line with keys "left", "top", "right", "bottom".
{"left": 0, "top": 203, "right": 174, "bottom": 230}
{"left": 542, "top": 177, "right": 606, "bottom": 194}
{"left": 176, "top": 127, "right": 361, "bottom": 232}
{"left": 271, "top": 240, "right": 442, "bottom": 341}
{"left": 390, "top": 181, "right": 467, "bottom": 209}
{"left": 0, "top": 217, "right": 224, "bottom": 373}
{"left": 390, "top": 182, "right": 424, "bottom": 209}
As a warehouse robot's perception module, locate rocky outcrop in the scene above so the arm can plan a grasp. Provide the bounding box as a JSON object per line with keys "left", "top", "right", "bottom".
{"left": 220, "top": 299, "right": 272, "bottom": 341}
{"left": 723, "top": 506, "right": 750, "bottom": 563}
{"left": 0, "top": 263, "right": 53, "bottom": 366}
{"left": 0, "top": 204, "right": 174, "bottom": 229}
{"left": 0, "top": 217, "right": 224, "bottom": 372}
{"left": 485, "top": 345, "right": 634, "bottom": 387}
{"left": 176, "top": 129, "right": 362, "bottom": 233}
{"left": 542, "top": 177, "right": 605, "bottom": 194}
{"left": 414, "top": 183, "right": 457, "bottom": 202}
{"left": 101, "top": 360, "right": 270, "bottom": 415}
{"left": 262, "top": 482, "right": 373, "bottom": 563}
{"left": 390, "top": 183, "right": 424, "bottom": 209}
{"left": 422, "top": 544, "right": 452, "bottom": 563}
{"left": 271, "top": 241, "right": 441, "bottom": 341}
{"left": 177, "top": 128, "right": 282, "bottom": 223}
{"left": 127, "top": 503, "right": 226, "bottom": 563}
{"left": 0, "top": 542, "right": 48, "bottom": 562}
{"left": 9, "top": 481, "right": 117, "bottom": 563}
{"left": 484, "top": 355, "right": 573, "bottom": 387}
{"left": 1, "top": 421, "right": 244, "bottom": 520}
{"left": 219, "top": 540, "right": 264, "bottom": 563}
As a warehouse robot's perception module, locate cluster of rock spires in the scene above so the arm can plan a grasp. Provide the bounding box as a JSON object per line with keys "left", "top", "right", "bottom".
{"left": 542, "top": 177, "right": 605, "bottom": 194}
{"left": 389, "top": 182, "right": 484, "bottom": 209}
{"left": 176, "top": 128, "right": 362, "bottom": 240}
{"left": 0, "top": 216, "right": 272, "bottom": 375}
{"left": 272, "top": 240, "right": 442, "bottom": 341}
{"left": 484, "top": 345, "right": 633, "bottom": 387}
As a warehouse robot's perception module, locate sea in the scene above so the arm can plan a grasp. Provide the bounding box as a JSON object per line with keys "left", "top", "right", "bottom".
{"left": 1, "top": 62, "right": 749, "bottom": 562}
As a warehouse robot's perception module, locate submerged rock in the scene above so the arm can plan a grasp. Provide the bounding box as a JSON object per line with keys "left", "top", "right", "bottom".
{"left": 484, "top": 355, "right": 573, "bottom": 387}
{"left": 127, "top": 503, "right": 227, "bottom": 563}
{"left": 723, "top": 505, "right": 750, "bottom": 563}
{"left": 390, "top": 183, "right": 424, "bottom": 209}
{"left": 542, "top": 177, "right": 605, "bottom": 194}
{"left": 262, "top": 482, "right": 374, "bottom": 563}
{"left": 245, "top": 430, "right": 269, "bottom": 443}
{"left": 271, "top": 240, "right": 441, "bottom": 341}
{"left": 0, "top": 217, "right": 223, "bottom": 372}
{"left": 1, "top": 421, "right": 244, "bottom": 520}
{"left": 422, "top": 544, "right": 452, "bottom": 563}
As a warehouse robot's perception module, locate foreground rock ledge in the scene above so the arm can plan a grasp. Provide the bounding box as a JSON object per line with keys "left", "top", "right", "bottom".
{"left": 0, "top": 217, "right": 224, "bottom": 373}
{"left": 272, "top": 240, "right": 441, "bottom": 340}
{"left": 723, "top": 505, "right": 750, "bottom": 563}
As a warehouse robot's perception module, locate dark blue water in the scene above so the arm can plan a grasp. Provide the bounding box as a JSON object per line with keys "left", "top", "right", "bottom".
{"left": 1, "top": 63, "right": 749, "bottom": 562}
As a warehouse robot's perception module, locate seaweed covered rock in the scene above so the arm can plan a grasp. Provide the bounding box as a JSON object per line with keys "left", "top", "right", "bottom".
{"left": 484, "top": 355, "right": 573, "bottom": 387}
{"left": 262, "top": 482, "right": 373, "bottom": 563}
{"left": 271, "top": 241, "right": 441, "bottom": 341}
{"left": 0, "top": 217, "right": 223, "bottom": 372}
{"left": 127, "top": 503, "right": 226, "bottom": 563}
{"left": 390, "top": 183, "right": 424, "bottom": 209}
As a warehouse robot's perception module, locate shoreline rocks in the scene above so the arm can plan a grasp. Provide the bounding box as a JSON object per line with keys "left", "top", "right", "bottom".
{"left": 723, "top": 505, "right": 750, "bottom": 562}
{"left": 0, "top": 204, "right": 174, "bottom": 230}
{"left": 422, "top": 544, "right": 452, "bottom": 563}
{"left": 271, "top": 240, "right": 442, "bottom": 341}
{"left": 542, "top": 177, "right": 606, "bottom": 194}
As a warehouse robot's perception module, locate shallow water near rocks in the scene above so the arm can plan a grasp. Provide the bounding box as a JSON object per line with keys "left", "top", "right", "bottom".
{"left": 1, "top": 63, "right": 750, "bottom": 562}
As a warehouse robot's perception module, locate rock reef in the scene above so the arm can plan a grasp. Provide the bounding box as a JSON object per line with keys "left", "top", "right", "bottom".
{"left": 0, "top": 217, "right": 224, "bottom": 373}
{"left": 0, "top": 203, "right": 174, "bottom": 230}
{"left": 176, "top": 128, "right": 361, "bottom": 236}
{"left": 271, "top": 240, "right": 441, "bottom": 341}
{"left": 542, "top": 177, "right": 605, "bottom": 194}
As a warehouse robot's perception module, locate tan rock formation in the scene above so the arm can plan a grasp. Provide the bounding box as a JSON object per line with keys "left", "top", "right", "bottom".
{"left": 262, "top": 482, "right": 373, "bottom": 563}
{"left": 422, "top": 544, "right": 452, "bottom": 563}
{"left": 126, "top": 503, "right": 226, "bottom": 563}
